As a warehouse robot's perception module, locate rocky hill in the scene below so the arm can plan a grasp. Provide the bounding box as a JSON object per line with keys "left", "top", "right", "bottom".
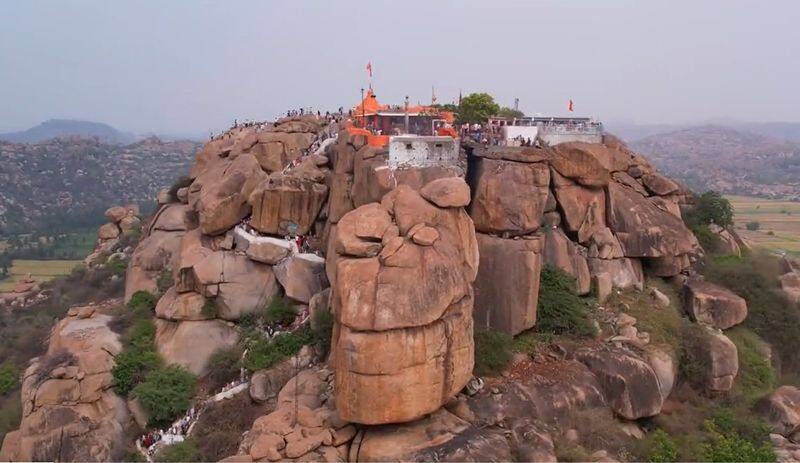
{"left": 0, "top": 136, "right": 200, "bottom": 235}
{"left": 3, "top": 115, "right": 800, "bottom": 462}
{"left": 632, "top": 125, "right": 800, "bottom": 198}
{"left": 0, "top": 119, "right": 135, "bottom": 144}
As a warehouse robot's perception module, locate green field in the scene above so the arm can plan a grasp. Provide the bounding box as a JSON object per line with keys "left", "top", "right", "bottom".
{"left": 0, "top": 259, "right": 82, "bottom": 292}
{"left": 726, "top": 195, "right": 800, "bottom": 255}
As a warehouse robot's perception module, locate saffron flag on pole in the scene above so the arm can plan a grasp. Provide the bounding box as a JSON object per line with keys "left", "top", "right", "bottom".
{"left": 366, "top": 62, "right": 372, "bottom": 78}
{"left": 568, "top": 99, "right": 574, "bottom": 112}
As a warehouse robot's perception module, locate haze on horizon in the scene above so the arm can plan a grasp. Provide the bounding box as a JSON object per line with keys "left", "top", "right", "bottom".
{"left": 1, "top": 0, "right": 798, "bottom": 136}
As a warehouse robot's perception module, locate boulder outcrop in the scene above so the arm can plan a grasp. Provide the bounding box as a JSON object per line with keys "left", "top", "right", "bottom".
{"left": 573, "top": 346, "right": 665, "bottom": 420}
{"left": 684, "top": 278, "right": 747, "bottom": 330}
{"left": 154, "top": 318, "right": 239, "bottom": 375}
{"left": 0, "top": 307, "right": 129, "bottom": 462}
{"left": 758, "top": 386, "right": 800, "bottom": 437}
{"left": 330, "top": 182, "right": 477, "bottom": 424}
{"left": 469, "top": 157, "right": 550, "bottom": 234}
{"left": 473, "top": 233, "right": 542, "bottom": 335}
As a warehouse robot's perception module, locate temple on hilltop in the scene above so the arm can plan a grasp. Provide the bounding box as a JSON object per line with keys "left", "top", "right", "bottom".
{"left": 347, "top": 89, "right": 460, "bottom": 169}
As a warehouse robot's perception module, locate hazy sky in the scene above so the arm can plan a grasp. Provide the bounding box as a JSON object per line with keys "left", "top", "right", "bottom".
{"left": 1, "top": 0, "right": 798, "bottom": 135}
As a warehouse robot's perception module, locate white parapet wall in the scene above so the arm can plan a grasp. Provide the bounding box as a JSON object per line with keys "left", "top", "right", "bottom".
{"left": 388, "top": 135, "right": 459, "bottom": 169}
{"left": 539, "top": 125, "right": 603, "bottom": 146}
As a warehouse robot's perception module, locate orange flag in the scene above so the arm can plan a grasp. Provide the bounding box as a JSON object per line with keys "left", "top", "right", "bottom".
{"left": 366, "top": 62, "right": 372, "bottom": 77}
{"left": 568, "top": 99, "right": 574, "bottom": 112}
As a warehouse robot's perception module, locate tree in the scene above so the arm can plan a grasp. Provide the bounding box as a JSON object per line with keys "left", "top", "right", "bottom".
{"left": 457, "top": 93, "right": 500, "bottom": 124}
{"left": 132, "top": 365, "right": 196, "bottom": 425}
{"left": 497, "top": 107, "right": 525, "bottom": 119}
{"left": 691, "top": 191, "right": 734, "bottom": 228}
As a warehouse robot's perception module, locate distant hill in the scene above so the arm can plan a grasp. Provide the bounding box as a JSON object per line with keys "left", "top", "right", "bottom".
{"left": 0, "top": 136, "right": 200, "bottom": 235}
{"left": 632, "top": 125, "right": 800, "bottom": 199}
{"left": 0, "top": 119, "right": 135, "bottom": 144}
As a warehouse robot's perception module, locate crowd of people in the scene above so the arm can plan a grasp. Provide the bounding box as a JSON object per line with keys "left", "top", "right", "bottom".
{"left": 136, "top": 407, "right": 198, "bottom": 459}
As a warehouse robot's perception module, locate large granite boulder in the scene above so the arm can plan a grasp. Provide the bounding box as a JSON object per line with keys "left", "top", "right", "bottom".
{"left": 551, "top": 170, "right": 606, "bottom": 243}
{"left": 151, "top": 204, "right": 192, "bottom": 232}
{"left": 542, "top": 228, "right": 591, "bottom": 295}
{"left": 154, "top": 287, "right": 210, "bottom": 321}
{"left": 0, "top": 309, "right": 128, "bottom": 462}
{"left": 248, "top": 176, "right": 328, "bottom": 236}
{"left": 698, "top": 328, "right": 739, "bottom": 393}
{"left": 273, "top": 253, "right": 328, "bottom": 304}
{"left": 606, "top": 182, "right": 698, "bottom": 258}
{"left": 351, "top": 409, "right": 472, "bottom": 462}
{"left": 124, "top": 229, "right": 184, "bottom": 302}
{"left": 154, "top": 319, "right": 239, "bottom": 375}
{"left": 469, "top": 157, "right": 550, "bottom": 234}
{"left": 250, "top": 131, "right": 315, "bottom": 172}
{"left": 573, "top": 346, "right": 665, "bottom": 420}
{"left": 177, "top": 230, "right": 280, "bottom": 319}
{"left": 684, "top": 279, "right": 747, "bottom": 330}
{"left": 757, "top": 386, "right": 800, "bottom": 437}
{"left": 474, "top": 233, "right": 542, "bottom": 335}
{"left": 331, "top": 182, "right": 477, "bottom": 425}
{"left": 195, "top": 152, "right": 267, "bottom": 235}
{"left": 587, "top": 257, "right": 643, "bottom": 290}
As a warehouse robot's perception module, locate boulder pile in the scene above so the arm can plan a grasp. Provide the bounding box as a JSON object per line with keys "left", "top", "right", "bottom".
{"left": 85, "top": 204, "right": 141, "bottom": 267}
{"left": 122, "top": 117, "right": 335, "bottom": 375}
{"left": 329, "top": 180, "right": 477, "bottom": 424}
{"left": 0, "top": 303, "right": 129, "bottom": 461}
{"left": 466, "top": 138, "right": 701, "bottom": 335}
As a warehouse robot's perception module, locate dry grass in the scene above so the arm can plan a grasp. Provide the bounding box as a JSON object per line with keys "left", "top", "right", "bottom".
{"left": 0, "top": 259, "right": 81, "bottom": 292}
{"left": 727, "top": 195, "right": 800, "bottom": 254}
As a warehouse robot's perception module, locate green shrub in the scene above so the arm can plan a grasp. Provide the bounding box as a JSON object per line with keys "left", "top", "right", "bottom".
{"left": 512, "top": 331, "right": 552, "bottom": 356}
{"left": 608, "top": 283, "right": 683, "bottom": 353}
{"left": 201, "top": 299, "right": 219, "bottom": 318}
{"left": 311, "top": 308, "right": 334, "bottom": 357}
{"left": 112, "top": 348, "right": 161, "bottom": 395}
{"left": 691, "top": 223, "right": 724, "bottom": 254}
{"left": 678, "top": 322, "right": 712, "bottom": 389}
{"left": 107, "top": 256, "right": 127, "bottom": 276}
{"left": 646, "top": 429, "right": 679, "bottom": 462}
{"left": 537, "top": 266, "right": 595, "bottom": 337}
{"left": 128, "top": 291, "right": 157, "bottom": 313}
{"left": 711, "top": 407, "right": 773, "bottom": 448}
{"left": 242, "top": 327, "right": 314, "bottom": 372}
{"left": 205, "top": 346, "right": 242, "bottom": 391}
{"left": 0, "top": 395, "right": 22, "bottom": 446}
{"left": 0, "top": 363, "right": 18, "bottom": 396}
{"left": 701, "top": 420, "right": 775, "bottom": 462}
{"left": 132, "top": 365, "right": 196, "bottom": 426}
{"left": 127, "top": 318, "right": 157, "bottom": 351}
{"left": 473, "top": 328, "right": 513, "bottom": 376}
{"left": 705, "top": 252, "right": 800, "bottom": 375}
{"left": 726, "top": 327, "right": 775, "bottom": 400}
{"left": 156, "top": 270, "right": 174, "bottom": 295}
{"left": 264, "top": 297, "right": 297, "bottom": 325}
{"left": 746, "top": 221, "right": 761, "bottom": 231}
{"left": 238, "top": 313, "right": 256, "bottom": 329}
{"left": 154, "top": 439, "right": 202, "bottom": 462}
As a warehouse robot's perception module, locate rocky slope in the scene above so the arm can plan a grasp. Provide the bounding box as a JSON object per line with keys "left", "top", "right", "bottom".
{"left": 5, "top": 113, "right": 800, "bottom": 462}
{"left": 633, "top": 125, "right": 800, "bottom": 198}
{"left": 0, "top": 136, "right": 199, "bottom": 235}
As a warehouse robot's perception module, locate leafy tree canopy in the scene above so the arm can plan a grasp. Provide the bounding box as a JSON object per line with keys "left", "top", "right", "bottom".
{"left": 457, "top": 93, "right": 500, "bottom": 124}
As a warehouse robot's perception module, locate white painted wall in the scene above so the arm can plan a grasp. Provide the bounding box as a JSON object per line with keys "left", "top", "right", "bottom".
{"left": 502, "top": 126, "right": 539, "bottom": 142}
{"left": 388, "top": 136, "right": 459, "bottom": 168}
